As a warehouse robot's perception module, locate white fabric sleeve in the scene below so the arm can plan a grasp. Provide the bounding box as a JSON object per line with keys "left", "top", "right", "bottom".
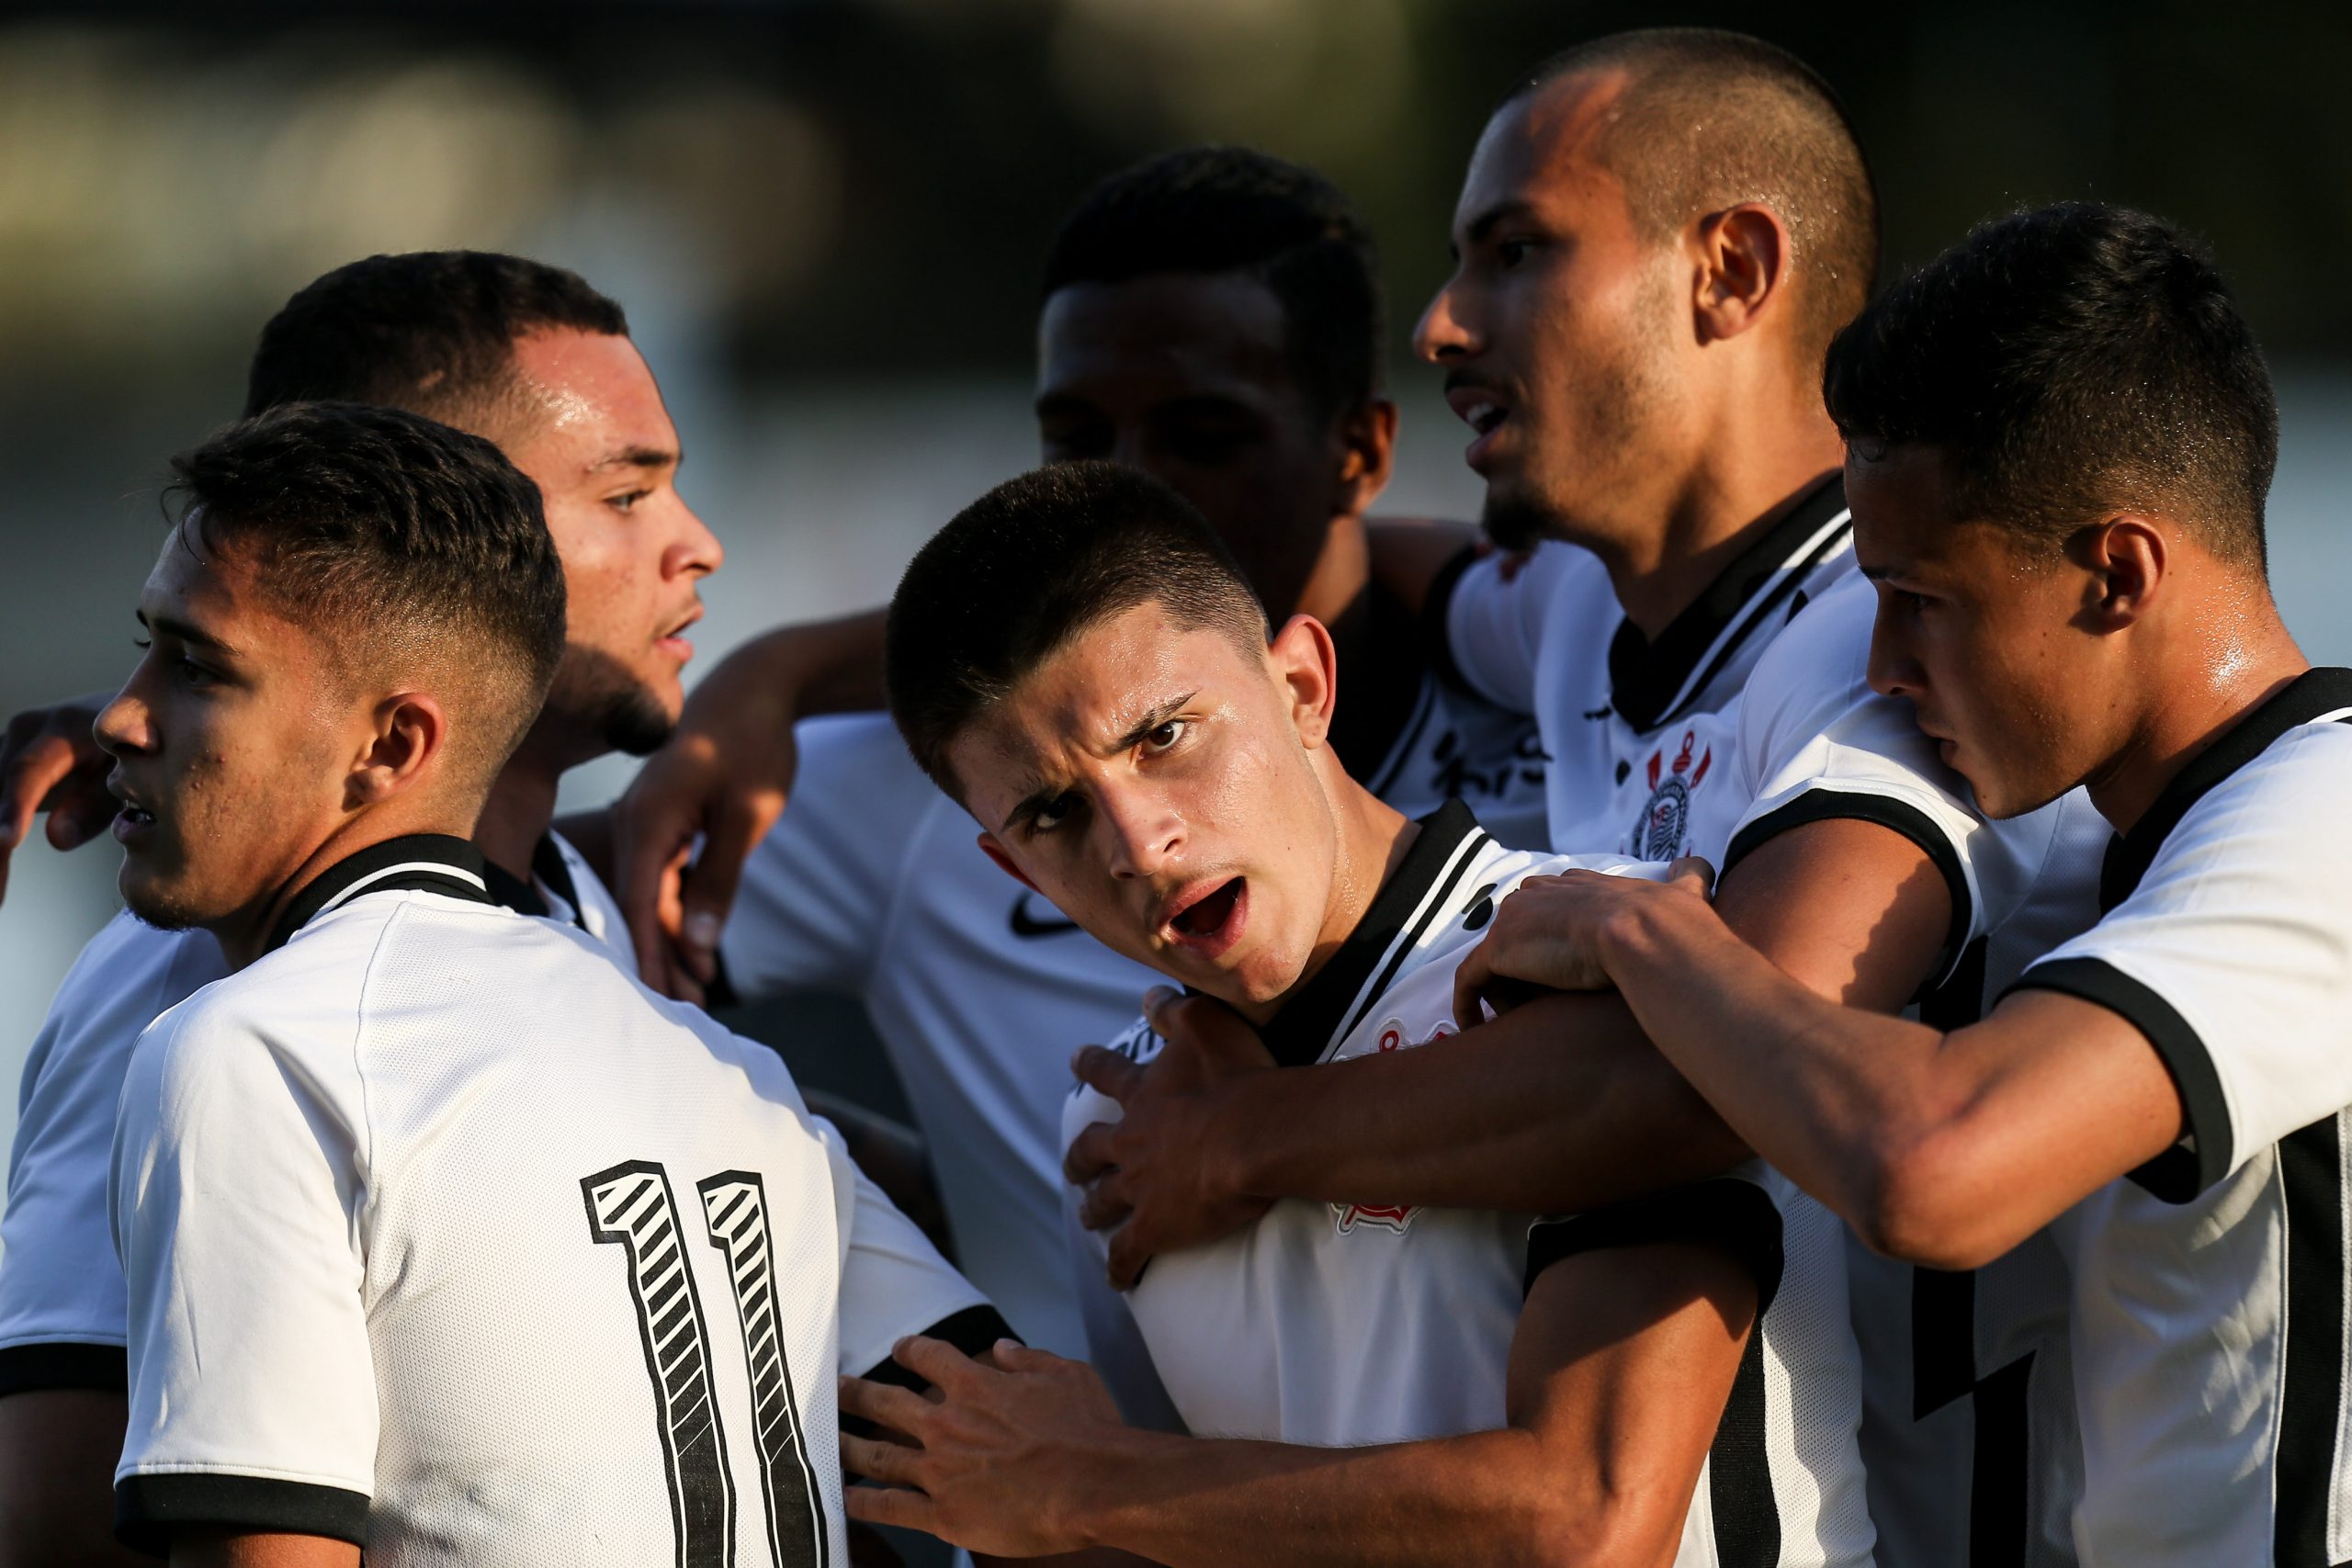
{"left": 0, "top": 918, "right": 224, "bottom": 1393}
{"left": 1061, "top": 1179, "right": 1185, "bottom": 1433}
{"left": 1440, "top": 544, "right": 1577, "bottom": 714}
{"left": 2009, "top": 723, "right": 2352, "bottom": 1200}
{"left": 110, "top": 993, "right": 377, "bottom": 1551}
{"left": 822, "top": 1118, "right": 998, "bottom": 1380}
{"left": 718, "top": 714, "right": 944, "bottom": 1003}
{"left": 1710, "top": 574, "right": 2059, "bottom": 979}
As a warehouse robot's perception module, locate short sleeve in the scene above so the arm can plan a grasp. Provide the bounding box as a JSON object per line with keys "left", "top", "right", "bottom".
{"left": 111, "top": 998, "right": 378, "bottom": 1551}
{"left": 2007, "top": 724, "right": 2352, "bottom": 1200}
{"left": 718, "top": 714, "right": 943, "bottom": 1002}
{"left": 1709, "top": 575, "right": 2060, "bottom": 981}
{"left": 0, "top": 919, "right": 225, "bottom": 1394}
{"left": 1523, "top": 1159, "right": 1792, "bottom": 1314}
{"left": 823, "top": 1119, "right": 999, "bottom": 1382}
{"left": 1441, "top": 544, "right": 1578, "bottom": 715}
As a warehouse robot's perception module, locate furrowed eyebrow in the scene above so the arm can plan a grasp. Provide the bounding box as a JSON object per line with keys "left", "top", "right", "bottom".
{"left": 591, "top": 445, "right": 680, "bottom": 473}
{"left": 1463, "top": 198, "right": 1539, "bottom": 247}
{"left": 138, "top": 609, "right": 232, "bottom": 653}
{"left": 996, "top": 692, "right": 1199, "bottom": 833}
{"left": 1113, "top": 693, "right": 1196, "bottom": 753}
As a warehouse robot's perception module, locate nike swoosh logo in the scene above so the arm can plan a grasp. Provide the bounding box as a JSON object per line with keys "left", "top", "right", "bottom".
{"left": 1009, "top": 893, "right": 1083, "bottom": 939}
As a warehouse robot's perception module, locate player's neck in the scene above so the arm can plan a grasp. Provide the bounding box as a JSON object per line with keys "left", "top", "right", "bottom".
{"left": 2086, "top": 608, "right": 2308, "bottom": 836}
{"left": 472, "top": 734, "right": 569, "bottom": 888}
{"left": 220, "top": 804, "right": 481, "bottom": 970}
{"left": 1599, "top": 402, "right": 1844, "bottom": 642}
{"left": 1288, "top": 514, "right": 1373, "bottom": 637}
{"left": 1242, "top": 769, "right": 1417, "bottom": 1028}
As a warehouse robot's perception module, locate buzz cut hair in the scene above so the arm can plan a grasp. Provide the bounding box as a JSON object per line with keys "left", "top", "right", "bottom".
{"left": 1508, "top": 28, "right": 1879, "bottom": 362}
{"left": 1042, "top": 146, "right": 1382, "bottom": 417}
{"left": 243, "top": 251, "right": 628, "bottom": 438}
{"left": 1824, "top": 202, "right": 2278, "bottom": 570}
{"left": 168, "top": 401, "right": 569, "bottom": 797}
{"left": 886, "top": 460, "right": 1270, "bottom": 798}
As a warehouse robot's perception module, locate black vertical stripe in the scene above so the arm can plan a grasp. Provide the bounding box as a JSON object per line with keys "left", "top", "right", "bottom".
{"left": 1968, "top": 1353, "right": 2032, "bottom": 1568}
{"left": 1708, "top": 1325, "right": 1782, "bottom": 1566}
{"left": 1910, "top": 1267, "right": 1978, "bottom": 1419}
{"left": 2274, "top": 1111, "right": 2346, "bottom": 1567}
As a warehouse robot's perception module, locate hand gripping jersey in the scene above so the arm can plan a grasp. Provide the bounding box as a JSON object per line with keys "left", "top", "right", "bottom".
{"left": 110, "top": 835, "right": 995, "bottom": 1562}
{"left": 717, "top": 628, "right": 1547, "bottom": 1359}
{"left": 1447, "top": 502, "right": 2106, "bottom": 1568}
{"left": 2002, "top": 668, "right": 2352, "bottom": 1567}
{"left": 0, "top": 829, "right": 629, "bottom": 1398}
{"left": 1065, "top": 801, "right": 1876, "bottom": 1567}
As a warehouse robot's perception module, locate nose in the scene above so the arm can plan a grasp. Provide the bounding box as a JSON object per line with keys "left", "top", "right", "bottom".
{"left": 1096, "top": 786, "right": 1183, "bottom": 884}
{"left": 93, "top": 678, "right": 152, "bottom": 762}
{"left": 1866, "top": 612, "right": 1922, "bottom": 702}
{"left": 1413, "top": 274, "right": 1477, "bottom": 365}
{"left": 665, "top": 499, "right": 724, "bottom": 581}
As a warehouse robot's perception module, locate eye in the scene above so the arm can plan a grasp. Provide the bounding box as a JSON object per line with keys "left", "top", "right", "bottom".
{"left": 132, "top": 637, "right": 151, "bottom": 650}
{"left": 1143, "top": 719, "right": 1188, "bottom": 753}
{"left": 1031, "top": 793, "right": 1080, "bottom": 834}
{"left": 1497, "top": 238, "right": 1536, "bottom": 268}
{"left": 607, "top": 489, "right": 649, "bottom": 514}
{"left": 1040, "top": 425, "right": 1113, "bottom": 462}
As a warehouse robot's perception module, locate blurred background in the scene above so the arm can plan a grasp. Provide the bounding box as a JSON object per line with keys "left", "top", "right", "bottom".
{"left": 4, "top": 0, "right": 2351, "bottom": 1223}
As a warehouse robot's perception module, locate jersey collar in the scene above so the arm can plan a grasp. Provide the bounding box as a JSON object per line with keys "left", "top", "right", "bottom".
{"left": 2099, "top": 665, "right": 2352, "bottom": 911}
{"left": 266, "top": 833, "right": 497, "bottom": 953}
{"left": 1607, "top": 471, "right": 1851, "bottom": 734}
{"left": 1257, "top": 798, "right": 1490, "bottom": 1068}
{"left": 479, "top": 832, "right": 589, "bottom": 931}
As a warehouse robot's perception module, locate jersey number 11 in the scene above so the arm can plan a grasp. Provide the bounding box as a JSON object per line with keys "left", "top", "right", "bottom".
{"left": 583, "top": 1159, "right": 830, "bottom": 1568}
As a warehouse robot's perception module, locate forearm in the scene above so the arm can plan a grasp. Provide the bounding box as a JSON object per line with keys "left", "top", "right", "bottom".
{"left": 1364, "top": 517, "right": 1479, "bottom": 620}
{"left": 1597, "top": 897, "right": 1941, "bottom": 1228}
{"left": 725, "top": 608, "right": 887, "bottom": 718}
{"left": 0, "top": 1390, "right": 146, "bottom": 1568}
{"left": 1067, "top": 1427, "right": 1588, "bottom": 1568}
{"left": 1222, "top": 993, "right": 1748, "bottom": 1213}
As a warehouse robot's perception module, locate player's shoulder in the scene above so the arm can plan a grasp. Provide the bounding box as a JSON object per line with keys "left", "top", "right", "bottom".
{"left": 1741, "top": 568, "right": 1875, "bottom": 718}
{"left": 2159, "top": 699, "right": 2352, "bottom": 868}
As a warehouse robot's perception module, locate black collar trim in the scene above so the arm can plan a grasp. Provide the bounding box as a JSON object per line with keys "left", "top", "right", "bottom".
{"left": 1608, "top": 472, "right": 1850, "bottom": 733}
{"left": 2099, "top": 666, "right": 2352, "bottom": 911}
{"left": 479, "top": 833, "right": 590, "bottom": 931}
{"left": 1259, "top": 799, "right": 1490, "bottom": 1069}
{"left": 267, "top": 834, "right": 496, "bottom": 953}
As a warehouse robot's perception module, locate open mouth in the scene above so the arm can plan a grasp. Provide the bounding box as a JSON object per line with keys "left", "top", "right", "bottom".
{"left": 1160, "top": 875, "right": 1249, "bottom": 959}
{"left": 1444, "top": 384, "right": 1513, "bottom": 468}
{"left": 112, "top": 801, "right": 157, "bottom": 844}
{"left": 654, "top": 606, "right": 702, "bottom": 663}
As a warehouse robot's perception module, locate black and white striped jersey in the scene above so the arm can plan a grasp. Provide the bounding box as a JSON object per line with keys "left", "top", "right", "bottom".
{"left": 2007, "top": 668, "right": 2352, "bottom": 1566}
{"left": 110, "top": 835, "right": 994, "bottom": 1564}
{"left": 0, "top": 829, "right": 628, "bottom": 1398}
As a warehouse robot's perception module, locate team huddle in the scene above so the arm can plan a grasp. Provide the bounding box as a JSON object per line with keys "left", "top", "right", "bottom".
{"left": 0, "top": 25, "right": 2339, "bottom": 1568}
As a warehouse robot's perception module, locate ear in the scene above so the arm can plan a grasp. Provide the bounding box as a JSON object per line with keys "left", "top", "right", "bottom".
{"left": 975, "top": 831, "right": 1038, "bottom": 891}
{"left": 1330, "top": 398, "right": 1399, "bottom": 521}
{"left": 346, "top": 692, "right": 449, "bottom": 809}
{"left": 1267, "top": 614, "right": 1339, "bottom": 750}
{"left": 2075, "top": 515, "right": 2168, "bottom": 629}
{"left": 1691, "top": 203, "right": 1792, "bottom": 344}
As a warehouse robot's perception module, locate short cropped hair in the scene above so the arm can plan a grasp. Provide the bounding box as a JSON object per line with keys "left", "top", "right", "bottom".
{"left": 170, "top": 401, "right": 569, "bottom": 793}
{"left": 887, "top": 461, "right": 1270, "bottom": 796}
{"left": 1042, "top": 146, "right": 1381, "bottom": 416}
{"left": 1510, "top": 28, "right": 1878, "bottom": 360}
{"left": 1823, "top": 203, "right": 2278, "bottom": 569}
{"left": 243, "top": 251, "right": 628, "bottom": 436}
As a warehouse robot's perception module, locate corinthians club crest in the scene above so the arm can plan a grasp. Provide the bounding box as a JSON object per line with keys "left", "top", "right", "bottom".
{"left": 1629, "top": 728, "right": 1712, "bottom": 860}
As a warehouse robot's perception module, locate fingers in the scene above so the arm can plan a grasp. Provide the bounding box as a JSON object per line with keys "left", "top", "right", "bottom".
{"left": 1667, "top": 855, "right": 1718, "bottom": 897}
{"left": 986, "top": 1339, "right": 1063, "bottom": 1375}
{"left": 617, "top": 798, "right": 695, "bottom": 993}
{"left": 888, "top": 1334, "right": 989, "bottom": 1394}
{"left": 843, "top": 1479, "right": 934, "bottom": 1533}
{"left": 1069, "top": 1045, "right": 1144, "bottom": 1107}
{"left": 1452, "top": 940, "right": 1494, "bottom": 1030}
{"left": 1062, "top": 1118, "right": 1122, "bottom": 1185}
{"left": 837, "top": 1372, "right": 939, "bottom": 1438}
{"left": 1076, "top": 1173, "right": 1132, "bottom": 1233}
{"left": 839, "top": 1430, "right": 927, "bottom": 1487}
{"left": 1105, "top": 1219, "right": 1154, "bottom": 1292}
{"left": 678, "top": 787, "right": 783, "bottom": 987}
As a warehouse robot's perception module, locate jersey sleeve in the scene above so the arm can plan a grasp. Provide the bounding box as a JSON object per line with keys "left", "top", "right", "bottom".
{"left": 718, "top": 714, "right": 942, "bottom": 1004}
{"left": 822, "top": 1118, "right": 1002, "bottom": 1382}
{"left": 1522, "top": 1158, "right": 1792, "bottom": 1315}
{"left": 110, "top": 994, "right": 378, "bottom": 1551}
{"left": 0, "top": 918, "right": 224, "bottom": 1395}
{"left": 2006, "top": 724, "right": 2352, "bottom": 1201}
{"left": 1709, "top": 574, "right": 2057, "bottom": 982}
{"left": 1439, "top": 544, "right": 1577, "bottom": 714}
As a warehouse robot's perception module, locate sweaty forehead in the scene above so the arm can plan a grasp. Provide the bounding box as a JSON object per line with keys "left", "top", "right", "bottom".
{"left": 1037, "top": 273, "right": 1299, "bottom": 407}
{"left": 1459, "top": 70, "right": 1632, "bottom": 228}
{"left": 503, "top": 329, "right": 677, "bottom": 474}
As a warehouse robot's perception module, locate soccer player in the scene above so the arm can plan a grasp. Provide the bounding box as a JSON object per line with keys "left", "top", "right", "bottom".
{"left": 1060, "top": 29, "right": 2102, "bottom": 1567}
{"left": 0, "top": 252, "right": 719, "bottom": 1566}
{"left": 106, "top": 402, "right": 998, "bottom": 1565}
{"left": 834, "top": 459, "right": 1873, "bottom": 1566}
{"left": 1452, "top": 203, "right": 2335, "bottom": 1568}
{"left": 622, "top": 147, "right": 1546, "bottom": 1359}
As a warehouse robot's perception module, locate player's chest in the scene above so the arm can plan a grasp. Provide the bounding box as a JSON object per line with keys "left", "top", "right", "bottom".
{"left": 1544, "top": 706, "right": 1744, "bottom": 862}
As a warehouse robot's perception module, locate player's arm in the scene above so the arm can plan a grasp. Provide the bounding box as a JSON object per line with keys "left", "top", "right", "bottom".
{"left": 0, "top": 1390, "right": 145, "bottom": 1568}
{"left": 1364, "top": 517, "right": 1481, "bottom": 619}
{"left": 1473, "top": 860, "right": 2183, "bottom": 1268}
{"left": 838, "top": 1235, "right": 1754, "bottom": 1567}
{"left": 168, "top": 1530, "right": 357, "bottom": 1567}
{"left": 1069, "top": 817, "right": 1949, "bottom": 1284}
{"left": 614, "top": 607, "right": 887, "bottom": 993}
{"left": 0, "top": 690, "right": 116, "bottom": 903}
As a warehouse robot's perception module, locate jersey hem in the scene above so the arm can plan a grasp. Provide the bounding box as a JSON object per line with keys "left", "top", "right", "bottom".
{"left": 1523, "top": 1177, "right": 1786, "bottom": 1314}
{"left": 0, "top": 1340, "right": 126, "bottom": 1395}
{"left": 2003, "top": 954, "right": 2230, "bottom": 1199}
{"left": 115, "top": 1472, "right": 370, "bottom": 1553}
{"left": 1724, "top": 788, "right": 1973, "bottom": 983}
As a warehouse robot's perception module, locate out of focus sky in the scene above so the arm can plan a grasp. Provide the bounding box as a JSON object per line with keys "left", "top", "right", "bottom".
{"left": 5, "top": 0, "right": 2352, "bottom": 1158}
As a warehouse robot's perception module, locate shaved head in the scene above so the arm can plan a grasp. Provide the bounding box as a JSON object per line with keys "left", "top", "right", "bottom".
{"left": 1508, "top": 28, "right": 1877, "bottom": 362}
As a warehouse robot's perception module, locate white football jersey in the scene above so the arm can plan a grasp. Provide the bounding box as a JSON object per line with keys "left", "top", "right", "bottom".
{"left": 0, "top": 829, "right": 628, "bottom": 1397}
{"left": 111, "top": 834, "right": 992, "bottom": 1562}
{"left": 718, "top": 647, "right": 1548, "bottom": 1359}
{"left": 2003, "top": 668, "right": 2352, "bottom": 1567}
